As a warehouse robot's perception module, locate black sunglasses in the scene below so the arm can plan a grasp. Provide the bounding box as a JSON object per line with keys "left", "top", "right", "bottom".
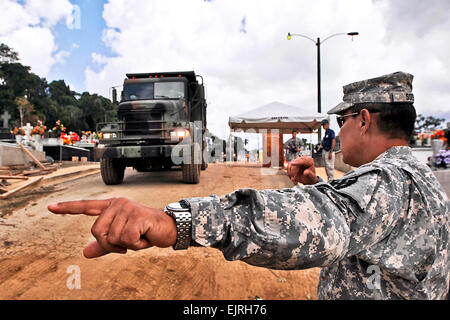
{"left": 336, "top": 109, "right": 381, "bottom": 128}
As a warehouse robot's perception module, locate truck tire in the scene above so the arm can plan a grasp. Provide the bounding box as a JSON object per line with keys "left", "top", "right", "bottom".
{"left": 101, "top": 158, "right": 125, "bottom": 185}
{"left": 182, "top": 162, "right": 200, "bottom": 184}
{"left": 182, "top": 144, "right": 201, "bottom": 184}
{"left": 201, "top": 139, "right": 208, "bottom": 170}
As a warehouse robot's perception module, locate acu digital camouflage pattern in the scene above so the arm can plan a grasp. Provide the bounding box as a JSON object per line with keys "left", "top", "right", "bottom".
{"left": 181, "top": 146, "right": 449, "bottom": 299}
{"left": 284, "top": 137, "right": 304, "bottom": 162}
{"left": 327, "top": 71, "right": 415, "bottom": 115}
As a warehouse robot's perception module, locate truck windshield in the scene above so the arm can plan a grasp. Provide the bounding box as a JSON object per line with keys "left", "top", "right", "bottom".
{"left": 124, "top": 81, "right": 185, "bottom": 100}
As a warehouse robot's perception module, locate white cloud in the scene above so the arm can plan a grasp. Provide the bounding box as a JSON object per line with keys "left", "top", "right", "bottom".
{"left": 0, "top": 1, "right": 39, "bottom": 35}
{"left": 0, "top": 0, "right": 74, "bottom": 77}
{"left": 91, "top": 52, "right": 108, "bottom": 65}
{"left": 54, "top": 49, "right": 70, "bottom": 64}
{"left": 2, "top": 26, "right": 58, "bottom": 75}
{"left": 85, "top": 0, "right": 450, "bottom": 138}
{"left": 23, "top": 0, "right": 73, "bottom": 28}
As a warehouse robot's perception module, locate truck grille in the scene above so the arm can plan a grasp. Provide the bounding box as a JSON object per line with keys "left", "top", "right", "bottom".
{"left": 122, "top": 111, "right": 163, "bottom": 136}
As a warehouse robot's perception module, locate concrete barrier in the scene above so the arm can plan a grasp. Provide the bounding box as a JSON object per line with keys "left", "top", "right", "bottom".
{"left": 0, "top": 142, "right": 46, "bottom": 166}
{"left": 433, "top": 169, "right": 450, "bottom": 198}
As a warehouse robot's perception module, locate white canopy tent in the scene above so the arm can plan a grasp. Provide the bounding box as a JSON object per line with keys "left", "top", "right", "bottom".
{"left": 228, "top": 101, "right": 329, "bottom": 167}
{"left": 229, "top": 101, "right": 329, "bottom": 134}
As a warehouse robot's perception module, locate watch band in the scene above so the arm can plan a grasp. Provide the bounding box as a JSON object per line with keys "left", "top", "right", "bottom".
{"left": 164, "top": 202, "right": 192, "bottom": 250}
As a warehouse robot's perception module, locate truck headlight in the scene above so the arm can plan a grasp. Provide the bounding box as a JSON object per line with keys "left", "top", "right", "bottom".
{"left": 102, "top": 133, "right": 117, "bottom": 140}
{"left": 170, "top": 130, "right": 190, "bottom": 140}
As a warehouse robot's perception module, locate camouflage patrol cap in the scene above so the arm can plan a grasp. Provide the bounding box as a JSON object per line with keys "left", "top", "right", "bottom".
{"left": 327, "top": 71, "right": 414, "bottom": 115}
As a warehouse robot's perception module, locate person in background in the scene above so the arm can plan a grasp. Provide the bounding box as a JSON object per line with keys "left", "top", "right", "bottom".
{"left": 321, "top": 119, "right": 335, "bottom": 181}
{"left": 284, "top": 129, "right": 303, "bottom": 162}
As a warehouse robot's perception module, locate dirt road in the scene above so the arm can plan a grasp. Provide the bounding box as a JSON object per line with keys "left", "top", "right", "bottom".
{"left": 0, "top": 164, "right": 328, "bottom": 300}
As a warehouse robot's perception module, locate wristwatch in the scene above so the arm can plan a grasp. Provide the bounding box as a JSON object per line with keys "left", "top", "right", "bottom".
{"left": 164, "top": 202, "right": 192, "bottom": 250}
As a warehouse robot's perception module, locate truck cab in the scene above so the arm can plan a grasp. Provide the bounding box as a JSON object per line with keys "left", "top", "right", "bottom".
{"left": 97, "top": 71, "right": 208, "bottom": 184}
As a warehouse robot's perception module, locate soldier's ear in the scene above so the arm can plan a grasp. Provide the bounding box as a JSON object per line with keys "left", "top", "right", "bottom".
{"left": 359, "top": 109, "right": 371, "bottom": 133}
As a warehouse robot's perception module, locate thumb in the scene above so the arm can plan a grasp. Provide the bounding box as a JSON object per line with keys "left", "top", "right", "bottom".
{"left": 83, "top": 241, "right": 127, "bottom": 259}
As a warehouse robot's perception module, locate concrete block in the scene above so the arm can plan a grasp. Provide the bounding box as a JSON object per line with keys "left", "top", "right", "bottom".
{"left": 0, "top": 142, "right": 46, "bottom": 166}
{"left": 72, "top": 156, "right": 79, "bottom": 162}
{"left": 433, "top": 169, "right": 450, "bottom": 198}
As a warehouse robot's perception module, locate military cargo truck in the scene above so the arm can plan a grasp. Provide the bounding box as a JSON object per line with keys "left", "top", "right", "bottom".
{"left": 96, "top": 71, "right": 208, "bottom": 185}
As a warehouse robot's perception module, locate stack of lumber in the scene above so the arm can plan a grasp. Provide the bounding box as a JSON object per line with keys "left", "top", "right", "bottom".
{"left": 0, "top": 162, "right": 59, "bottom": 177}
{"left": 0, "top": 176, "right": 43, "bottom": 199}
{"left": 0, "top": 145, "right": 61, "bottom": 199}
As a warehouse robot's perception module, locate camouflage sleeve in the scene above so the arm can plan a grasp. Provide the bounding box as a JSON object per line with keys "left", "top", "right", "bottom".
{"left": 181, "top": 167, "right": 408, "bottom": 270}
{"left": 283, "top": 138, "right": 291, "bottom": 149}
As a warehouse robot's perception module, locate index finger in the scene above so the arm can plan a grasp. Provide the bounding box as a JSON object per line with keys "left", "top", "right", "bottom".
{"left": 48, "top": 199, "right": 113, "bottom": 216}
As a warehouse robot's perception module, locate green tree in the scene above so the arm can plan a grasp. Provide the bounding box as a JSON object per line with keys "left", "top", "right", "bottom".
{"left": 77, "top": 92, "right": 117, "bottom": 132}
{"left": 14, "top": 96, "right": 35, "bottom": 127}
{"left": 48, "top": 80, "right": 78, "bottom": 106}
{"left": 1, "top": 43, "right": 116, "bottom": 133}
{"left": 415, "top": 114, "right": 446, "bottom": 132}
{"left": 58, "top": 104, "right": 84, "bottom": 131}
{"left": 0, "top": 43, "right": 19, "bottom": 63}
{"left": 0, "top": 56, "right": 51, "bottom": 128}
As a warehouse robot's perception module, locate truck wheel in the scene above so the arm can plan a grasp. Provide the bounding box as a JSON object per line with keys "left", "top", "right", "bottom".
{"left": 201, "top": 140, "right": 208, "bottom": 170}
{"left": 182, "top": 162, "right": 200, "bottom": 184}
{"left": 182, "top": 144, "right": 201, "bottom": 184}
{"left": 101, "top": 158, "right": 125, "bottom": 185}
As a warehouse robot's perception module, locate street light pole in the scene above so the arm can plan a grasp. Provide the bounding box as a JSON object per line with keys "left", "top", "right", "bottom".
{"left": 316, "top": 37, "right": 321, "bottom": 114}
{"left": 287, "top": 32, "right": 358, "bottom": 141}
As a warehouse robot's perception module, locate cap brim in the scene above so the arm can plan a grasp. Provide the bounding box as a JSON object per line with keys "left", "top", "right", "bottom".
{"left": 327, "top": 102, "right": 353, "bottom": 115}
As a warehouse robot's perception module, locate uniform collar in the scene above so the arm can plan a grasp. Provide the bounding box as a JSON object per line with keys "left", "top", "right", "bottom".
{"left": 374, "top": 146, "right": 412, "bottom": 161}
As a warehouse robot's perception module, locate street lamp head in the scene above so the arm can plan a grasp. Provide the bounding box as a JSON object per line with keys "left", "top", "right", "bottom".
{"left": 347, "top": 32, "right": 359, "bottom": 36}
{"left": 287, "top": 32, "right": 292, "bottom": 40}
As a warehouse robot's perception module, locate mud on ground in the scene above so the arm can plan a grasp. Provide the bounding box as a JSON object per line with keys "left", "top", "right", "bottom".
{"left": 0, "top": 164, "right": 324, "bottom": 300}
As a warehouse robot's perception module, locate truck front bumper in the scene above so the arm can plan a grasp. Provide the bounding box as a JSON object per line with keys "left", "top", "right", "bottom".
{"left": 99, "top": 145, "right": 180, "bottom": 159}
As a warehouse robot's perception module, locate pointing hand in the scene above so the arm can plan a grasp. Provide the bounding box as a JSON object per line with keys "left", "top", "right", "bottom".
{"left": 48, "top": 198, "right": 177, "bottom": 259}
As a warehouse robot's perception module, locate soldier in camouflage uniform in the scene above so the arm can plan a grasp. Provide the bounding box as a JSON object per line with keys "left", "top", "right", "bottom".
{"left": 284, "top": 129, "right": 303, "bottom": 162}
{"left": 49, "top": 71, "right": 449, "bottom": 300}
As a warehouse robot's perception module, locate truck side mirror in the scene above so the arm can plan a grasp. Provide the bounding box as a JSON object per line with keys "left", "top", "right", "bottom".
{"left": 112, "top": 88, "right": 118, "bottom": 105}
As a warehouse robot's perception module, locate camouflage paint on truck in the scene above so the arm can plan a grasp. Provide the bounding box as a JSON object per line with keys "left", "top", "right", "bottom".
{"left": 97, "top": 71, "right": 208, "bottom": 184}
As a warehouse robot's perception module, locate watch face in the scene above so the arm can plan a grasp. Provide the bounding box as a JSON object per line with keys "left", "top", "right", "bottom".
{"left": 166, "top": 202, "right": 189, "bottom": 212}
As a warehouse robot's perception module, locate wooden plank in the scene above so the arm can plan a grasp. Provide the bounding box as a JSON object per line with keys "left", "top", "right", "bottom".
{"left": 20, "top": 168, "right": 55, "bottom": 176}
{"left": 0, "top": 177, "right": 43, "bottom": 199}
{"left": 18, "top": 171, "right": 43, "bottom": 176}
{"left": 0, "top": 164, "right": 30, "bottom": 170}
{"left": 43, "top": 164, "right": 58, "bottom": 170}
{"left": 19, "top": 145, "right": 46, "bottom": 170}
{"left": 0, "top": 176, "right": 29, "bottom": 180}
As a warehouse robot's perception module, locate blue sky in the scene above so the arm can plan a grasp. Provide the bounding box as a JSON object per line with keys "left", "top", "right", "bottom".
{"left": 49, "top": 0, "right": 112, "bottom": 93}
